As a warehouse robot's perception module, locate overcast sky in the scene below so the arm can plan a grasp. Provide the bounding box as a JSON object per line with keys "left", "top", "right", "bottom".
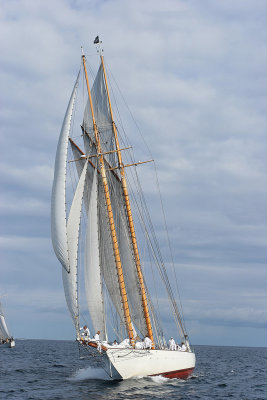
{"left": 1, "top": 0, "right": 267, "bottom": 347}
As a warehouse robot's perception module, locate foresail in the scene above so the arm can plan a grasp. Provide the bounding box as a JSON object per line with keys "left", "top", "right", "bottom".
{"left": 63, "top": 161, "right": 88, "bottom": 330}
{"left": 51, "top": 73, "right": 80, "bottom": 272}
{"left": 84, "top": 169, "right": 106, "bottom": 339}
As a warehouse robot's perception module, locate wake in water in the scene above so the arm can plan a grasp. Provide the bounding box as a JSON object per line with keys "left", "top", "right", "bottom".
{"left": 70, "top": 368, "right": 184, "bottom": 384}
{"left": 69, "top": 366, "right": 112, "bottom": 381}
{"left": 150, "top": 375, "right": 170, "bottom": 384}
{"left": 69, "top": 366, "right": 191, "bottom": 384}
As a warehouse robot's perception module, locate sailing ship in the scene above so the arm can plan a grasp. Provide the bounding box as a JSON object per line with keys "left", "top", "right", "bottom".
{"left": 0, "top": 301, "right": 15, "bottom": 348}
{"left": 51, "top": 38, "right": 195, "bottom": 380}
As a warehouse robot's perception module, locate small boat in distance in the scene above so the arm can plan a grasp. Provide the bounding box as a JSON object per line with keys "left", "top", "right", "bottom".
{"left": 0, "top": 301, "right": 15, "bottom": 348}
{"left": 51, "top": 37, "right": 195, "bottom": 380}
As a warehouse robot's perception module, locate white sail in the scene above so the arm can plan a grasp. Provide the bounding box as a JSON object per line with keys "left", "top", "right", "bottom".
{"left": 97, "top": 174, "right": 125, "bottom": 326}
{"left": 82, "top": 66, "right": 125, "bottom": 326}
{"left": 62, "top": 160, "right": 88, "bottom": 330}
{"left": 83, "top": 64, "right": 112, "bottom": 135}
{"left": 0, "top": 315, "right": 10, "bottom": 339}
{"left": 84, "top": 169, "right": 106, "bottom": 338}
{"left": 51, "top": 73, "right": 80, "bottom": 272}
{"left": 82, "top": 64, "right": 148, "bottom": 335}
{"left": 111, "top": 177, "right": 148, "bottom": 336}
{"left": 70, "top": 141, "right": 95, "bottom": 214}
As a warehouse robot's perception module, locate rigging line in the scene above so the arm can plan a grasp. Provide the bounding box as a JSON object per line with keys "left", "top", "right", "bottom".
{"left": 104, "top": 285, "right": 124, "bottom": 342}
{"left": 104, "top": 167, "right": 149, "bottom": 337}
{"left": 93, "top": 63, "right": 184, "bottom": 338}
{"left": 132, "top": 166, "right": 185, "bottom": 330}
{"left": 147, "top": 236, "right": 162, "bottom": 330}
{"left": 126, "top": 172, "right": 185, "bottom": 339}
{"left": 103, "top": 65, "right": 129, "bottom": 145}
{"left": 105, "top": 63, "right": 153, "bottom": 158}
{"left": 152, "top": 161, "right": 187, "bottom": 331}
{"left": 136, "top": 190, "right": 163, "bottom": 343}
{"left": 125, "top": 178, "right": 166, "bottom": 326}
{"left": 103, "top": 65, "right": 186, "bottom": 332}
{"left": 97, "top": 185, "right": 126, "bottom": 331}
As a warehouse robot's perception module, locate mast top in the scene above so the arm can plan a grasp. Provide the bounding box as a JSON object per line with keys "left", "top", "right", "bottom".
{"left": 94, "top": 35, "right": 104, "bottom": 55}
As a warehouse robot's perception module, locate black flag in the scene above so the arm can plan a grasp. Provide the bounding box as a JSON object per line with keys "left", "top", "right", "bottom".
{"left": 94, "top": 36, "right": 99, "bottom": 44}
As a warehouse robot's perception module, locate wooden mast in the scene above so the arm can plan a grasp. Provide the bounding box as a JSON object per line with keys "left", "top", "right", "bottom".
{"left": 82, "top": 54, "right": 135, "bottom": 344}
{"left": 100, "top": 53, "right": 155, "bottom": 348}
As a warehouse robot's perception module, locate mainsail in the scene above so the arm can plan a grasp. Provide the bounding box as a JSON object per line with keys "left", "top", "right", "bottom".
{"left": 82, "top": 64, "right": 148, "bottom": 337}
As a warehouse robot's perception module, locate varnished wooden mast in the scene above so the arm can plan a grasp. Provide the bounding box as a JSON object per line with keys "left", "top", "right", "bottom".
{"left": 82, "top": 54, "right": 135, "bottom": 344}
{"left": 100, "top": 54, "right": 155, "bottom": 348}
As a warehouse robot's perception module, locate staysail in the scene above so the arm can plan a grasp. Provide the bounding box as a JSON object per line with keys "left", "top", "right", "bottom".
{"left": 84, "top": 169, "right": 106, "bottom": 339}
{"left": 62, "top": 161, "right": 88, "bottom": 330}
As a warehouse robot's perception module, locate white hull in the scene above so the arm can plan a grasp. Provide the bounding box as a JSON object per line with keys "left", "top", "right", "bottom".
{"left": 106, "top": 348, "right": 195, "bottom": 380}
{"left": 80, "top": 343, "right": 195, "bottom": 380}
{"left": 0, "top": 340, "right": 15, "bottom": 348}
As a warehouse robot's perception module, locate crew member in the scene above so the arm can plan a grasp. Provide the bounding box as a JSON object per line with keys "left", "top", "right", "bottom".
{"left": 144, "top": 336, "right": 152, "bottom": 349}
{"left": 94, "top": 330, "right": 101, "bottom": 352}
{"left": 168, "top": 337, "right": 176, "bottom": 350}
{"left": 181, "top": 341, "right": 187, "bottom": 351}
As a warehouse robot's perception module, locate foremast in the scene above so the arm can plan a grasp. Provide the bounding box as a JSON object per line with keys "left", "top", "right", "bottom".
{"left": 100, "top": 53, "right": 155, "bottom": 348}
{"left": 82, "top": 54, "right": 135, "bottom": 345}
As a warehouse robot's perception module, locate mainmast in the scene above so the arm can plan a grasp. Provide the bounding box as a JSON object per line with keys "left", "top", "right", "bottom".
{"left": 81, "top": 53, "right": 135, "bottom": 345}
{"left": 98, "top": 45, "right": 155, "bottom": 348}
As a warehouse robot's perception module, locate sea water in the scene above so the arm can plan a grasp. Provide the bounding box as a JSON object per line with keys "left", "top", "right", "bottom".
{"left": 0, "top": 340, "right": 266, "bottom": 399}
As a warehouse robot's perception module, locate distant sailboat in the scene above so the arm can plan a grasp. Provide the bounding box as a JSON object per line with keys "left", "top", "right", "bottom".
{"left": 0, "top": 301, "right": 15, "bottom": 348}
{"left": 51, "top": 38, "right": 195, "bottom": 380}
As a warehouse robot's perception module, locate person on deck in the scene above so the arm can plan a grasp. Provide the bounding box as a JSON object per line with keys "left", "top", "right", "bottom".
{"left": 83, "top": 325, "right": 90, "bottom": 338}
{"left": 168, "top": 337, "right": 176, "bottom": 351}
{"left": 181, "top": 341, "right": 187, "bottom": 351}
{"left": 112, "top": 340, "right": 118, "bottom": 346}
{"left": 94, "top": 330, "right": 101, "bottom": 352}
{"left": 135, "top": 340, "right": 143, "bottom": 349}
{"left": 144, "top": 336, "right": 152, "bottom": 349}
